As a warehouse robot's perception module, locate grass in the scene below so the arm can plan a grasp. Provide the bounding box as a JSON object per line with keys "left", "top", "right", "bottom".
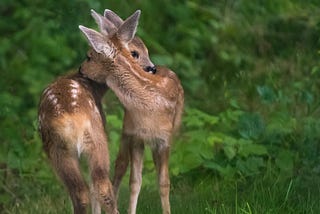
{"left": 1, "top": 168, "right": 320, "bottom": 214}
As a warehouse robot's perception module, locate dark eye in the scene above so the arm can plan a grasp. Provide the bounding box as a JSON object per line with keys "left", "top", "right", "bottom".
{"left": 131, "top": 51, "right": 139, "bottom": 59}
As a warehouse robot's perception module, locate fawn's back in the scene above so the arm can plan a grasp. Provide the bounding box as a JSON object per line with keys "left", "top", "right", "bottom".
{"left": 38, "top": 73, "right": 117, "bottom": 213}
{"left": 38, "top": 73, "right": 107, "bottom": 157}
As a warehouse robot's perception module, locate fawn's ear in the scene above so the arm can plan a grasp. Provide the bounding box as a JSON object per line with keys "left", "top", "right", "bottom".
{"left": 104, "top": 9, "right": 123, "bottom": 28}
{"left": 117, "top": 10, "right": 140, "bottom": 44}
{"left": 79, "top": 25, "right": 113, "bottom": 57}
{"left": 91, "top": 9, "right": 117, "bottom": 35}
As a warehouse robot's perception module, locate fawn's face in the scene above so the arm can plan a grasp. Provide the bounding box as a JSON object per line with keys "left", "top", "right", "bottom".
{"left": 79, "top": 10, "right": 156, "bottom": 83}
{"left": 128, "top": 37, "right": 156, "bottom": 73}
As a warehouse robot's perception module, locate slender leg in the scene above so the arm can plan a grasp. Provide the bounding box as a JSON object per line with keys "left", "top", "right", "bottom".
{"left": 87, "top": 138, "right": 118, "bottom": 214}
{"left": 50, "top": 146, "right": 89, "bottom": 214}
{"left": 90, "top": 182, "right": 101, "bottom": 214}
{"left": 112, "top": 134, "right": 130, "bottom": 199}
{"left": 152, "top": 141, "right": 171, "bottom": 214}
{"left": 128, "top": 138, "right": 144, "bottom": 214}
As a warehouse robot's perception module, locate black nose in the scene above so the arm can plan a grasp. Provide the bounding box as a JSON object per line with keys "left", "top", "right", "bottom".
{"left": 145, "top": 66, "right": 157, "bottom": 74}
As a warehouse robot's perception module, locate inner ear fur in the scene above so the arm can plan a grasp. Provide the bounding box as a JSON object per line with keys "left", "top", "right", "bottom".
{"left": 117, "top": 10, "right": 141, "bottom": 44}
{"left": 79, "top": 25, "right": 111, "bottom": 56}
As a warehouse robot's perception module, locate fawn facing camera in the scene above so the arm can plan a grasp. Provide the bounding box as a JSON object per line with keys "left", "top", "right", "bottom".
{"left": 80, "top": 9, "right": 184, "bottom": 214}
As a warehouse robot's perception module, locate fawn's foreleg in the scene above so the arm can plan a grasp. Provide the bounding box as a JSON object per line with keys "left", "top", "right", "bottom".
{"left": 128, "top": 138, "right": 145, "bottom": 214}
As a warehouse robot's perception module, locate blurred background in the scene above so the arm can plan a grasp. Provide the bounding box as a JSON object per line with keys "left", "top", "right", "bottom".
{"left": 1, "top": 0, "right": 320, "bottom": 213}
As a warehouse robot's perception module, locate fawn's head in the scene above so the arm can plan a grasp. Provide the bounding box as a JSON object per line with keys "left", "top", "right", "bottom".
{"left": 79, "top": 9, "right": 156, "bottom": 83}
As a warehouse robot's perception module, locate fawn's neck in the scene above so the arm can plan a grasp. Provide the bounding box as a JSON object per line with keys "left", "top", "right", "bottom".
{"left": 76, "top": 68, "right": 109, "bottom": 101}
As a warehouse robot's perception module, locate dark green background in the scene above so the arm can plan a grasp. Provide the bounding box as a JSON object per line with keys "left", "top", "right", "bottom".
{"left": 1, "top": 0, "right": 320, "bottom": 213}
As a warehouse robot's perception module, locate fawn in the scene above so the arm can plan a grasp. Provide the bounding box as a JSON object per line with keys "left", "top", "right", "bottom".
{"left": 38, "top": 9, "right": 155, "bottom": 214}
{"left": 80, "top": 9, "right": 184, "bottom": 214}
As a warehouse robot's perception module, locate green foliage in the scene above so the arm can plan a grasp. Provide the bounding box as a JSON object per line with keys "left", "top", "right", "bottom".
{"left": 172, "top": 107, "right": 270, "bottom": 178}
{"left": 1, "top": 0, "right": 320, "bottom": 212}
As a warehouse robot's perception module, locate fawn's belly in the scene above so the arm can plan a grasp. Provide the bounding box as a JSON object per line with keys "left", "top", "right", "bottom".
{"left": 123, "top": 111, "right": 173, "bottom": 143}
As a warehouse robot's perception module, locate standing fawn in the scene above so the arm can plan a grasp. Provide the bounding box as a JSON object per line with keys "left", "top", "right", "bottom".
{"left": 38, "top": 9, "right": 155, "bottom": 214}
{"left": 80, "top": 10, "right": 184, "bottom": 214}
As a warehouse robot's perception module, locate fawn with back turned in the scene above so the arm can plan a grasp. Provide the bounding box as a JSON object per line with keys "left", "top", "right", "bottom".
{"left": 38, "top": 9, "right": 156, "bottom": 214}
{"left": 80, "top": 10, "right": 184, "bottom": 214}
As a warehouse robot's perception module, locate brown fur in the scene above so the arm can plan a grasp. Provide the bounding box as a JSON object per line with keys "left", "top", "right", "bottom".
{"left": 80, "top": 30, "right": 184, "bottom": 214}
{"left": 39, "top": 9, "right": 183, "bottom": 214}
{"left": 38, "top": 73, "right": 117, "bottom": 214}
{"left": 38, "top": 9, "right": 158, "bottom": 213}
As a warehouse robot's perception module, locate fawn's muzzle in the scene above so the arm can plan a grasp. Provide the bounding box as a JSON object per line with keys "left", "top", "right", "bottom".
{"left": 144, "top": 66, "right": 157, "bottom": 74}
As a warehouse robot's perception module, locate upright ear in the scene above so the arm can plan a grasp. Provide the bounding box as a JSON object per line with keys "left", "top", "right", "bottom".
{"left": 91, "top": 9, "right": 117, "bottom": 35}
{"left": 79, "top": 25, "right": 113, "bottom": 57}
{"left": 117, "top": 10, "right": 140, "bottom": 44}
{"left": 104, "top": 9, "right": 123, "bottom": 28}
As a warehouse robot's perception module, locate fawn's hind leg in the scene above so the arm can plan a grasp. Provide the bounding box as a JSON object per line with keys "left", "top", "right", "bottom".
{"left": 86, "top": 133, "right": 118, "bottom": 214}
{"left": 50, "top": 146, "right": 90, "bottom": 214}
{"left": 152, "top": 139, "right": 171, "bottom": 214}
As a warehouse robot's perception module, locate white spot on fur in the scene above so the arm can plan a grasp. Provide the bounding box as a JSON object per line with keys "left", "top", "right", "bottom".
{"left": 70, "top": 80, "right": 80, "bottom": 88}
{"left": 47, "top": 93, "right": 55, "bottom": 101}
{"left": 52, "top": 97, "right": 58, "bottom": 105}
{"left": 70, "top": 88, "right": 79, "bottom": 94}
